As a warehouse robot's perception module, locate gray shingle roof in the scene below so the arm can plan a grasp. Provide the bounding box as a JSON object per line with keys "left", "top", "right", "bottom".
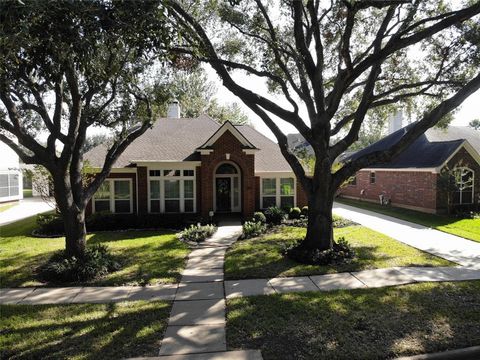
{"left": 84, "top": 115, "right": 292, "bottom": 172}
{"left": 347, "top": 125, "right": 479, "bottom": 169}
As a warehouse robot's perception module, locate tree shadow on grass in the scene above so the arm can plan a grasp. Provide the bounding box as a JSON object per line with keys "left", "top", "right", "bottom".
{"left": 226, "top": 281, "right": 480, "bottom": 360}
{"left": 1, "top": 229, "right": 189, "bottom": 287}
{"left": 0, "top": 300, "right": 171, "bottom": 360}
{"left": 225, "top": 236, "right": 386, "bottom": 280}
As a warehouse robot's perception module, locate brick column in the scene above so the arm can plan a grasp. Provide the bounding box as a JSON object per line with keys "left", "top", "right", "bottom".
{"left": 137, "top": 166, "right": 148, "bottom": 215}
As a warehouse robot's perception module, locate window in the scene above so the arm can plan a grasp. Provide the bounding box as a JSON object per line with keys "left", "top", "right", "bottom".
{"left": 114, "top": 181, "right": 131, "bottom": 213}
{"left": 94, "top": 181, "right": 111, "bottom": 212}
{"left": 184, "top": 179, "right": 194, "bottom": 212}
{"left": 453, "top": 167, "right": 474, "bottom": 204}
{"left": 280, "top": 178, "right": 295, "bottom": 209}
{"left": 0, "top": 172, "right": 20, "bottom": 198}
{"left": 150, "top": 180, "right": 161, "bottom": 213}
{"left": 262, "top": 178, "right": 277, "bottom": 208}
{"left": 216, "top": 163, "right": 238, "bottom": 174}
{"left": 370, "top": 172, "right": 376, "bottom": 184}
{"left": 93, "top": 179, "right": 132, "bottom": 213}
{"left": 148, "top": 169, "right": 196, "bottom": 213}
{"left": 261, "top": 177, "right": 296, "bottom": 209}
{"left": 164, "top": 170, "right": 181, "bottom": 177}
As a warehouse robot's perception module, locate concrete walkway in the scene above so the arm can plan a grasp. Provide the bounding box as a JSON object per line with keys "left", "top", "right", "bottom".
{"left": 0, "top": 197, "right": 54, "bottom": 226}
{"left": 333, "top": 202, "right": 480, "bottom": 269}
{"left": 157, "top": 221, "right": 262, "bottom": 359}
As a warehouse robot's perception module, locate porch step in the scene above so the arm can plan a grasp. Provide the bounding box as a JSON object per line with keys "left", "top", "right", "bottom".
{"left": 128, "top": 350, "right": 263, "bottom": 360}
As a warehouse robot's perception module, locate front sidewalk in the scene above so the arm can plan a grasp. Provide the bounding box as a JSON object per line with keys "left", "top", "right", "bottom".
{"left": 333, "top": 202, "right": 480, "bottom": 269}
{"left": 3, "top": 266, "right": 480, "bottom": 305}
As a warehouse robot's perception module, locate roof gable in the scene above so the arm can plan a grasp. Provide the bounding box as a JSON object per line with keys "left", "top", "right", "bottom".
{"left": 346, "top": 125, "right": 478, "bottom": 170}
{"left": 197, "top": 121, "right": 258, "bottom": 150}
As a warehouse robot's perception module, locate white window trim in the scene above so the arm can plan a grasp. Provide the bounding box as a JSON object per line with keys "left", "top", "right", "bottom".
{"left": 147, "top": 168, "right": 196, "bottom": 213}
{"left": 453, "top": 166, "right": 475, "bottom": 205}
{"left": 260, "top": 176, "right": 296, "bottom": 209}
{"left": 92, "top": 179, "right": 133, "bottom": 214}
{"left": 0, "top": 170, "right": 23, "bottom": 202}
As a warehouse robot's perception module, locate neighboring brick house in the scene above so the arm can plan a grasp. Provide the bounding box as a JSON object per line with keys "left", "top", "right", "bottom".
{"left": 339, "top": 125, "right": 480, "bottom": 214}
{"left": 84, "top": 102, "right": 307, "bottom": 219}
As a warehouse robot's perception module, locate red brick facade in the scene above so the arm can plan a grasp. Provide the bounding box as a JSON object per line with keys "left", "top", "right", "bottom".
{"left": 437, "top": 147, "right": 480, "bottom": 210}
{"left": 338, "top": 146, "right": 480, "bottom": 213}
{"left": 86, "top": 128, "right": 309, "bottom": 218}
{"left": 199, "top": 131, "right": 256, "bottom": 218}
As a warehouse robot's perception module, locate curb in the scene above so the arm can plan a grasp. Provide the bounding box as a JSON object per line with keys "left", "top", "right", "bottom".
{"left": 396, "top": 346, "right": 480, "bottom": 360}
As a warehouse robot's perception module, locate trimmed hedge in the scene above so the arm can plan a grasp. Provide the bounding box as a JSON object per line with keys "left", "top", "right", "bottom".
{"left": 35, "top": 212, "right": 205, "bottom": 236}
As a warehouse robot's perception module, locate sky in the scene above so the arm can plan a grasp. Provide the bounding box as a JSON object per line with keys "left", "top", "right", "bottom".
{"left": 206, "top": 66, "right": 480, "bottom": 142}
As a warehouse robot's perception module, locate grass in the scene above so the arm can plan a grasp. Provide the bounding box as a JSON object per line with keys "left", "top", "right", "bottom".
{"left": 0, "top": 300, "right": 171, "bottom": 360}
{"left": 338, "top": 197, "right": 480, "bottom": 243}
{"left": 0, "top": 203, "right": 15, "bottom": 213}
{"left": 23, "top": 189, "right": 33, "bottom": 198}
{"left": 227, "top": 281, "right": 480, "bottom": 360}
{"left": 0, "top": 215, "right": 189, "bottom": 287}
{"left": 224, "top": 225, "right": 452, "bottom": 280}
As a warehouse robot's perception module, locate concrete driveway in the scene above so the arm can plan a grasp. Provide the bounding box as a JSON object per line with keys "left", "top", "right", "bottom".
{"left": 0, "top": 197, "right": 55, "bottom": 226}
{"left": 333, "top": 202, "right": 480, "bottom": 269}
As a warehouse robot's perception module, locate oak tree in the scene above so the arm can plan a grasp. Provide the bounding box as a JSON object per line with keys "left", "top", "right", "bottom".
{"left": 166, "top": 0, "right": 480, "bottom": 257}
{"left": 0, "top": 0, "right": 172, "bottom": 257}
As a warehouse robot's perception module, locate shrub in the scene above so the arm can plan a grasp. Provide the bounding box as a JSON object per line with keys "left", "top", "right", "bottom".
{"left": 301, "top": 206, "right": 309, "bottom": 216}
{"left": 178, "top": 224, "right": 216, "bottom": 243}
{"left": 35, "top": 212, "right": 200, "bottom": 236}
{"left": 38, "top": 244, "right": 121, "bottom": 283}
{"left": 284, "top": 237, "right": 355, "bottom": 265}
{"left": 253, "top": 211, "right": 267, "bottom": 224}
{"left": 289, "top": 207, "right": 301, "bottom": 219}
{"left": 332, "top": 214, "right": 355, "bottom": 228}
{"left": 264, "top": 206, "right": 285, "bottom": 225}
{"left": 36, "top": 213, "right": 64, "bottom": 235}
{"left": 242, "top": 221, "right": 267, "bottom": 239}
{"left": 289, "top": 218, "right": 308, "bottom": 228}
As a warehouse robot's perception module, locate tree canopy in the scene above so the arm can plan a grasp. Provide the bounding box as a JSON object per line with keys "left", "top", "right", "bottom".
{"left": 166, "top": 0, "right": 480, "bottom": 253}
{"left": 160, "top": 67, "right": 250, "bottom": 124}
{"left": 0, "top": 0, "right": 173, "bottom": 256}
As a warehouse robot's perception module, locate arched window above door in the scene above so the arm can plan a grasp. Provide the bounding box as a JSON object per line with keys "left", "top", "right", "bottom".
{"left": 216, "top": 163, "right": 238, "bottom": 174}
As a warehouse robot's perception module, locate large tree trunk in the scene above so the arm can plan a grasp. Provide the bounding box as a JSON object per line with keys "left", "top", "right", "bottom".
{"left": 53, "top": 175, "right": 87, "bottom": 258}
{"left": 302, "top": 189, "right": 334, "bottom": 251}
{"left": 63, "top": 207, "right": 87, "bottom": 258}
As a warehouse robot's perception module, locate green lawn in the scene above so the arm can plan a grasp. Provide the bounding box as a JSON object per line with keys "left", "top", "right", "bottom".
{"left": 338, "top": 198, "right": 480, "bottom": 243}
{"left": 224, "top": 225, "right": 452, "bottom": 280}
{"left": 0, "top": 216, "right": 189, "bottom": 287}
{"left": 23, "top": 189, "right": 33, "bottom": 198}
{"left": 227, "top": 281, "right": 480, "bottom": 360}
{"left": 0, "top": 203, "right": 15, "bottom": 213}
{"left": 0, "top": 300, "right": 171, "bottom": 360}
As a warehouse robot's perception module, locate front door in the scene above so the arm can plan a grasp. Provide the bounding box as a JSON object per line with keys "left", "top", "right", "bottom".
{"left": 216, "top": 177, "right": 231, "bottom": 212}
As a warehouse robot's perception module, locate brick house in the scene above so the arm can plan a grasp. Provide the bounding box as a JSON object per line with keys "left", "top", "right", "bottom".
{"left": 85, "top": 102, "right": 307, "bottom": 219}
{"left": 339, "top": 125, "right": 480, "bottom": 214}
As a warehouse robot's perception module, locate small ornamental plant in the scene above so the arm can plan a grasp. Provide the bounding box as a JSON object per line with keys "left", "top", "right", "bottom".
{"left": 179, "top": 224, "right": 216, "bottom": 243}
{"left": 242, "top": 221, "right": 267, "bottom": 239}
{"left": 38, "top": 244, "right": 121, "bottom": 283}
{"left": 284, "top": 237, "right": 355, "bottom": 265}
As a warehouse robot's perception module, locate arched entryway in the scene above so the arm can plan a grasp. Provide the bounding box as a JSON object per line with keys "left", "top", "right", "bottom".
{"left": 214, "top": 162, "right": 241, "bottom": 213}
